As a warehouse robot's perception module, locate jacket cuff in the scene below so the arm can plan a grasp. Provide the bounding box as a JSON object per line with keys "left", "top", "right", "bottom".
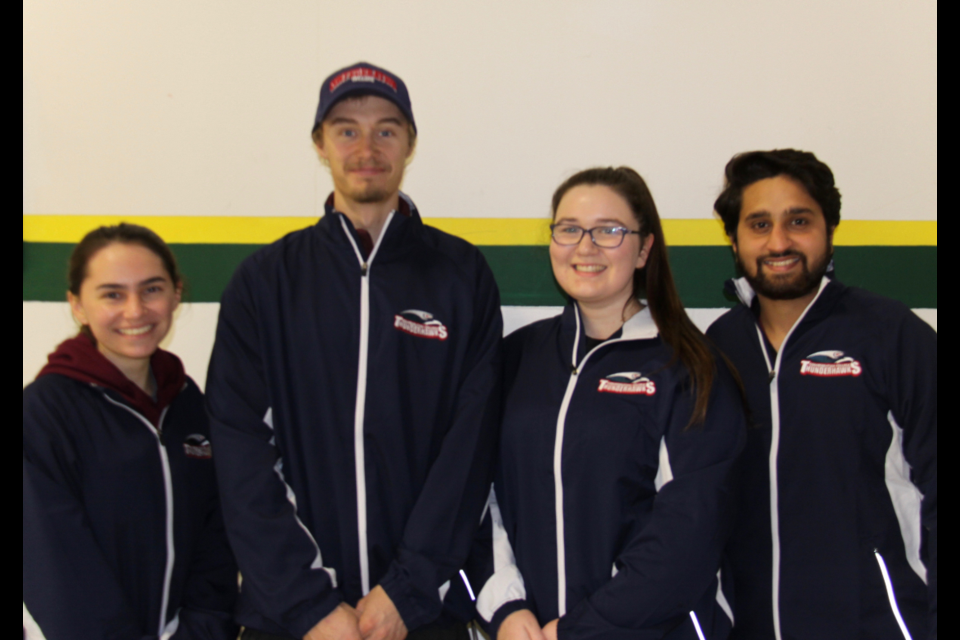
{"left": 481, "top": 600, "right": 532, "bottom": 640}
{"left": 379, "top": 560, "right": 442, "bottom": 632}
{"left": 556, "top": 601, "right": 619, "bottom": 640}
{"left": 285, "top": 592, "right": 343, "bottom": 640}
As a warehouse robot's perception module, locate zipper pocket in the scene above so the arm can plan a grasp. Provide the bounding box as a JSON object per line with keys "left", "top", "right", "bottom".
{"left": 873, "top": 550, "right": 914, "bottom": 640}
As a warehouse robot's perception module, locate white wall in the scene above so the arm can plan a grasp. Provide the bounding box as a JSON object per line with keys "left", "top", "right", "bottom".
{"left": 24, "top": 1, "right": 937, "bottom": 222}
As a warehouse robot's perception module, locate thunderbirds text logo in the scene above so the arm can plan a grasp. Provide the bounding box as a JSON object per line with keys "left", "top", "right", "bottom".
{"left": 598, "top": 372, "right": 657, "bottom": 396}
{"left": 394, "top": 309, "right": 449, "bottom": 341}
{"left": 800, "top": 351, "right": 863, "bottom": 377}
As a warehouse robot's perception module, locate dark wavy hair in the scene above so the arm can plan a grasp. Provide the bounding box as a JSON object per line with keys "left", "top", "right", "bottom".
{"left": 551, "top": 167, "right": 719, "bottom": 426}
{"left": 68, "top": 223, "right": 183, "bottom": 337}
{"left": 714, "top": 149, "right": 842, "bottom": 239}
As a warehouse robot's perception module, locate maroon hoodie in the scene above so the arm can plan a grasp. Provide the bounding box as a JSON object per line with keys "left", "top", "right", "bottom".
{"left": 37, "top": 334, "right": 186, "bottom": 428}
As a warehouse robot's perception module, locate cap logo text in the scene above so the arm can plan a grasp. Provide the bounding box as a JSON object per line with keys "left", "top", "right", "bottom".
{"left": 330, "top": 67, "right": 398, "bottom": 93}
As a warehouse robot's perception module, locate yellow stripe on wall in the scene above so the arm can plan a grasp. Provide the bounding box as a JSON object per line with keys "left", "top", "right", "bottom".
{"left": 832, "top": 221, "right": 937, "bottom": 246}
{"left": 22, "top": 215, "right": 936, "bottom": 247}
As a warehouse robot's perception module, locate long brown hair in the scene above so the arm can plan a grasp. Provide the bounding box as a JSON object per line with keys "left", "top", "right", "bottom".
{"left": 552, "top": 167, "right": 716, "bottom": 426}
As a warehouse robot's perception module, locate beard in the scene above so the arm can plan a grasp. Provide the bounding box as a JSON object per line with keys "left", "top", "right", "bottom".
{"left": 337, "top": 161, "right": 401, "bottom": 205}
{"left": 739, "top": 248, "right": 832, "bottom": 300}
{"left": 350, "top": 185, "right": 393, "bottom": 204}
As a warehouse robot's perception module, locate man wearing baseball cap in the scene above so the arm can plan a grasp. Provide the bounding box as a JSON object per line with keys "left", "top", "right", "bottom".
{"left": 206, "top": 62, "right": 502, "bottom": 640}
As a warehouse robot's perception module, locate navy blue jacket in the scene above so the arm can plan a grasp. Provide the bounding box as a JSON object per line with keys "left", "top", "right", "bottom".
{"left": 205, "top": 194, "right": 502, "bottom": 637}
{"left": 707, "top": 278, "right": 937, "bottom": 640}
{"left": 23, "top": 371, "right": 238, "bottom": 640}
{"left": 476, "top": 304, "right": 746, "bottom": 640}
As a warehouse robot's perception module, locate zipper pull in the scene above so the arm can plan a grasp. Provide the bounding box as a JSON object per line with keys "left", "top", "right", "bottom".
{"left": 157, "top": 428, "right": 165, "bottom": 446}
{"left": 768, "top": 370, "right": 776, "bottom": 383}
{"left": 571, "top": 365, "right": 578, "bottom": 375}
{"left": 361, "top": 263, "right": 369, "bottom": 277}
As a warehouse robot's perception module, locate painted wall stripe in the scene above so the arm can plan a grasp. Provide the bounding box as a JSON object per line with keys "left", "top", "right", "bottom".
{"left": 22, "top": 243, "right": 939, "bottom": 308}
{"left": 22, "top": 215, "right": 936, "bottom": 247}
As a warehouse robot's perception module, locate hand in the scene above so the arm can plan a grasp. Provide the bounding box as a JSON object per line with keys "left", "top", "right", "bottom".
{"left": 304, "top": 603, "right": 361, "bottom": 640}
{"left": 356, "top": 585, "right": 408, "bottom": 640}
{"left": 542, "top": 619, "right": 559, "bottom": 640}
{"left": 498, "top": 610, "right": 546, "bottom": 640}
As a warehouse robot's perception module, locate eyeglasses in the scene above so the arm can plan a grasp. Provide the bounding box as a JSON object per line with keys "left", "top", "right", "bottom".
{"left": 550, "top": 224, "right": 642, "bottom": 248}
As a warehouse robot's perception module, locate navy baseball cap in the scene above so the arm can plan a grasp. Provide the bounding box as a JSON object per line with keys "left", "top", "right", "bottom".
{"left": 313, "top": 62, "right": 416, "bottom": 134}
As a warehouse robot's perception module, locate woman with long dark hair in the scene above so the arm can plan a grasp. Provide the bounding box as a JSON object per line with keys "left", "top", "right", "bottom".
{"left": 23, "top": 224, "right": 238, "bottom": 640}
{"left": 474, "top": 168, "right": 746, "bottom": 640}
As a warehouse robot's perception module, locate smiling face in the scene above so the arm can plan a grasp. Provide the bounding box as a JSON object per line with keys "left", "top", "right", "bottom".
{"left": 316, "top": 95, "right": 413, "bottom": 208}
{"left": 550, "top": 185, "right": 654, "bottom": 315}
{"left": 68, "top": 242, "right": 181, "bottom": 379}
{"left": 733, "top": 174, "right": 835, "bottom": 302}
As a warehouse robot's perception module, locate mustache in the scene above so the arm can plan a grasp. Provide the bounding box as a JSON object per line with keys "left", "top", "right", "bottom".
{"left": 757, "top": 250, "right": 807, "bottom": 263}
{"left": 345, "top": 160, "right": 389, "bottom": 171}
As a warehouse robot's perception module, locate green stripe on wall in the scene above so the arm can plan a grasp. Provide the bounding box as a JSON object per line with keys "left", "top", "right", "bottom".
{"left": 23, "top": 243, "right": 937, "bottom": 308}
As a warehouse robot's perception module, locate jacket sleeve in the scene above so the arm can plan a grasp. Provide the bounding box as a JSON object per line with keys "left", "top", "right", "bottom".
{"left": 558, "top": 362, "right": 747, "bottom": 640}
{"left": 23, "top": 389, "right": 149, "bottom": 640}
{"left": 205, "top": 262, "right": 342, "bottom": 638}
{"left": 885, "top": 311, "right": 936, "bottom": 637}
{"left": 473, "top": 486, "right": 533, "bottom": 639}
{"left": 378, "top": 254, "right": 503, "bottom": 631}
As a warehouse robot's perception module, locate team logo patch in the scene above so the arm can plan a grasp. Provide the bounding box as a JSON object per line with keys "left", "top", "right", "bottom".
{"left": 183, "top": 435, "right": 213, "bottom": 460}
{"left": 800, "top": 351, "right": 863, "bottom": 377}
{"left": 394, "top": 309, "right": 449, "bottom": 341}
{"left": 598, "top": 372, "right": 657, "bottom": 396}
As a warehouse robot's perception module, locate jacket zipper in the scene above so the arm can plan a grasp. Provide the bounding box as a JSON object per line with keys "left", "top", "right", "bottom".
{"left": 101, "top": 394, "right": 175, "bottom": 637}
{"left": 874, "top": 550, "right": 914, "bottom": 640}
{"left": 552, "top": 305, "right": 638, "bottom": 617}
{"left": 749, "top": 279, "right": 829, "bottom": 640}
{"left": 340, "top": 212, "right": 395, "bottom": 596}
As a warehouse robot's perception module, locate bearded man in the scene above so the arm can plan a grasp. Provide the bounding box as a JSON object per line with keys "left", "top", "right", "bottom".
{"left": 707, "top": 149, "right": 936, "bottom": 640}
{"left": 206, "top": 62, "right": 502, "bottom": 640}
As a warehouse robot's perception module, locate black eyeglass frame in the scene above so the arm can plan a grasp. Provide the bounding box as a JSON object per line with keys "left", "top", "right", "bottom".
{"left": 549, "top": 224, "right": 642, "bottom": 248}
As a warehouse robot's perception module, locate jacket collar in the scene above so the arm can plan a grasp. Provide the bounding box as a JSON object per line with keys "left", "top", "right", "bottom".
{"left": 726, "top": 275, "right": 847, "bottom": 339}
{"left": 561, "top": 302, "right": 660, "bottom": 364}
{"left": 322, "top": 191, "right": 419, "bottom": 222}
{"left": 37, "top": 334, "right": 186, "bottom": 427}
{"left": 321, "top": 192, "right": 422, "bottom": 258}
{"left": 620, "top": 305, "right": 660, "bottom": 340}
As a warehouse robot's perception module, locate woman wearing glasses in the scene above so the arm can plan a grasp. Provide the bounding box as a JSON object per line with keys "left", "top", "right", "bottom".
{"left": 474, "top": 168, "right": 746, "bottom": 640}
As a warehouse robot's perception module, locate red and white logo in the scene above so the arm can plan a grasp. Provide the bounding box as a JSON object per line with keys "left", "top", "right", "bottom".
{"left": 330, "top": 67, "right": 398, "bottom": 93}
{"left": 183, "top": 434, "right": 213, "bottom": 460}
{"left": 394, "top": 309, "right": 449, "bottom": 341}
{"left": 800, "top": 350, "right": 863, "bottom": 377}
{"left": 598, "top": 372, "right": 657, "bottom": 396}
